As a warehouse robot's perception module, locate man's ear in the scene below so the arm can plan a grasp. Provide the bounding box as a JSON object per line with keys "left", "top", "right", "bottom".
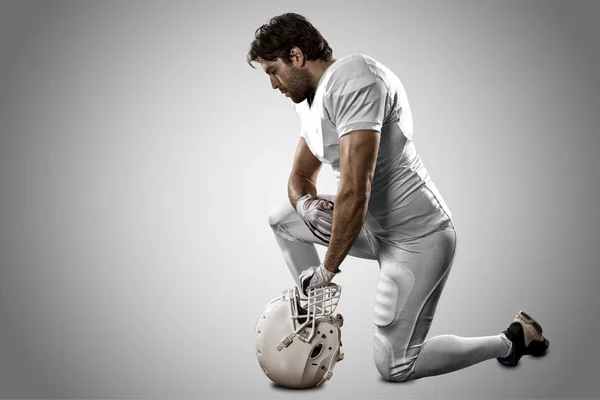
{"left": 289, "top": 47, "right": 306, "bottom": 67}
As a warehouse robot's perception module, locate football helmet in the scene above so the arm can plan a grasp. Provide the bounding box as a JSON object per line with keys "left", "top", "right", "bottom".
{"left": 255, "top": 284, "right": 344, "bottom": 389}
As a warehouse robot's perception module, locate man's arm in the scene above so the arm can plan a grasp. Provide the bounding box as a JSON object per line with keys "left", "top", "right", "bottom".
{"left": 323, "top": 129, "right": 380, "bottom": 273}
{"left": 288, "top": 137, "right": 323, "bottom": 208}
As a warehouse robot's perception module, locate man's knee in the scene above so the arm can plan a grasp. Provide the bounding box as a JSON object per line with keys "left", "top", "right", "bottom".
{"left": 268, "top": 202, "right": 297, "bottom": 240}
{"left": 373, "top": 331, "right": 419, "bottom": 383}
{"left": 268, "top": 202, "right": 284, "bottom": 228}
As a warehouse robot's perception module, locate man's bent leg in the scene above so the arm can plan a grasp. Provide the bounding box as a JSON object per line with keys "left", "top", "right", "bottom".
{"left": 269, "top": 200, "right": 376, "bottom": 287}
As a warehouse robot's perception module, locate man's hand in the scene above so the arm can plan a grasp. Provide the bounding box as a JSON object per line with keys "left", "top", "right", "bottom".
{"left": 295, "top": 194, "right": 335, "bottom": 243}
{"left": 299, "top": 263, "right": 339, "bottom": 296}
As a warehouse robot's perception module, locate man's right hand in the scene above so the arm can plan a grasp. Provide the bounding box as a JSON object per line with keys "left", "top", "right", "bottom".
{"left": 295, "top": 194, "right": 335, "bottom": 243}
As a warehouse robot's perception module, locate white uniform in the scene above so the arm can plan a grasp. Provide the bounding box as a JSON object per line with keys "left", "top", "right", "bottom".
{"left": 269, "top": 54, "right": 510, "bottom": 382}
{"left": 292, "top": 54, "right": 453, "bottom": 243}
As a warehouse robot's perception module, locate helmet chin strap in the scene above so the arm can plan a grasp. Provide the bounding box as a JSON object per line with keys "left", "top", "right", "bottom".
{"left": 277, "top": 331, "right": 298, "bottom": 351}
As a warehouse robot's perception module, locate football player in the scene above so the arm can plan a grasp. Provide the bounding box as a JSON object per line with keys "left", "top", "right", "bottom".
{"left": 248, "top": 13, "right": 549, "bottom": 382}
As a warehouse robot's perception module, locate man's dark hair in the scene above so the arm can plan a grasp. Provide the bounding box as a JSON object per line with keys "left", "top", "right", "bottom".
{"left": 247, "top": 13, "right": 332, "bottom": 68}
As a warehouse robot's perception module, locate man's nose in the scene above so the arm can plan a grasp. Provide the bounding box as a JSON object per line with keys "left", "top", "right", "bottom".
{"left": 270, "top": 75, "right": 280, "bottom": 90}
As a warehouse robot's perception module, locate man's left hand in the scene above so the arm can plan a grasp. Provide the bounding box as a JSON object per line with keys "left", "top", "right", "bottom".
{"left": 299, "top": 263, "right": 339, "bottom": 296}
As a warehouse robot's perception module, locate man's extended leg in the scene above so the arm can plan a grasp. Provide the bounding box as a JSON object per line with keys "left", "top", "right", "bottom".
{"left": 411, "top": 310, "right": 550, "bottom": 378}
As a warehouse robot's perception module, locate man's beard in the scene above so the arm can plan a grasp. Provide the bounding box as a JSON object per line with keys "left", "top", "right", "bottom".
{"left": 286, "top": 66, "right": 311, "bottom": 103}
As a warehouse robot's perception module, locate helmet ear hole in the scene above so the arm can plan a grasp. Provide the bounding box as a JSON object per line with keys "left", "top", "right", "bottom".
{"left": 310, "top": 343, "right": 324, "bottom": 359}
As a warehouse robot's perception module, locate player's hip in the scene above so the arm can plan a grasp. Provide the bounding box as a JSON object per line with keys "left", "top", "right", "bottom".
{"left": 363, "top": 207, "right": 453, "bottom": 245}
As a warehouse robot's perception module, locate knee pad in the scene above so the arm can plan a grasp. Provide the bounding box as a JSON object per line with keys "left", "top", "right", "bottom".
{"left": 373, "top": 331, "right": 394, "bottom": 381}
{"left": 373, "top": 330, "right": 419, "bottom": 382}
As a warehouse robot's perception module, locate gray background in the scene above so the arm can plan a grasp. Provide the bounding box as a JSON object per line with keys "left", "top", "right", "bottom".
{"left": 0, "top": 0, "right": 598, "bottom": 398}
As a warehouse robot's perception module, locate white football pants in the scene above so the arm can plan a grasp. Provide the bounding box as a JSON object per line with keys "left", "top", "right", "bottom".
{"left": 269, "top": 200, "right": 511, "bottom": 382}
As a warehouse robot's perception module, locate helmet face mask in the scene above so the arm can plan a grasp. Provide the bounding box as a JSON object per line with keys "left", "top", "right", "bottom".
{"left": 289, "top": 284, "right": 341, "bottom": 340}
{"left": 256, "top": 284, "right": 343, "bottom": 389}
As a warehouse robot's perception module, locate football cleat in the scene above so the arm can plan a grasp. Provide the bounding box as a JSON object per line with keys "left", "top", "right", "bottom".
{"left": 497, "top": 310, "right": 549, "bottom": 367}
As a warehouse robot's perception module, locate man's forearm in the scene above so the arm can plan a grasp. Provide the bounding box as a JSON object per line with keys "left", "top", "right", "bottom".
{"left": 288, "top": 173, "right": 318, "bottom": 209}
{"left": 323, "top": 191, "right": 369, "bottom": 273}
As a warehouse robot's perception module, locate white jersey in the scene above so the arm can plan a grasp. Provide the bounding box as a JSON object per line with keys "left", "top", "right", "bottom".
{"left": 292, "top": 54, "right": 453, "bottom": 241}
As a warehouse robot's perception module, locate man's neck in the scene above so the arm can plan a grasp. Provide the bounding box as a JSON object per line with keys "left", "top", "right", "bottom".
{"left": 308, "top": 58, "right": 337, "bottom": 93}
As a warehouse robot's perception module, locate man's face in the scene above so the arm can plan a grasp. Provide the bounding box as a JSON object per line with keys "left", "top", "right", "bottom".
{"left": 259, "top": 57, "right": 311, "bottom": 104}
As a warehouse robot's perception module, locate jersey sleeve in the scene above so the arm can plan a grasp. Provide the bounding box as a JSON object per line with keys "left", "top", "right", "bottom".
{"left": 325, "top": 74, "right": 388, "bottom": 138}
